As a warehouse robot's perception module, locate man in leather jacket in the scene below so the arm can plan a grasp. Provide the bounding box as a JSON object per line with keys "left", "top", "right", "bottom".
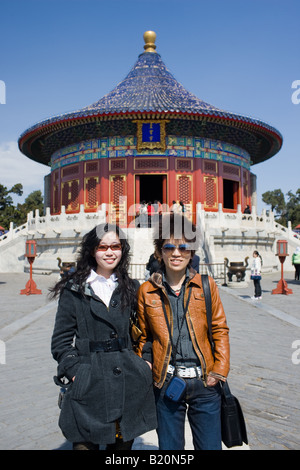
{"left": 136, "top": 214, "right": 230, "bottom": 450}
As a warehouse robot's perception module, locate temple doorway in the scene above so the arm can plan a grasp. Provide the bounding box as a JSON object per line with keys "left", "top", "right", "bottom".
{"left": 223, "top": 179, "right": 239, "bottom": 209}
{"left": 136, "top": 174, "right": 166, "bottom": 205}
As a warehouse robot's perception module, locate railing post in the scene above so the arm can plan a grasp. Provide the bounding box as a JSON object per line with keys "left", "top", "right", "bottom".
{"left": 223, "top": 260, "right": 227, "bottom": 286}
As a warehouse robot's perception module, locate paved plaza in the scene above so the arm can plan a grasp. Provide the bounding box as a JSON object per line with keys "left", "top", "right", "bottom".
{"left": 0, "top": 269, "right": 299, "bottom": 450}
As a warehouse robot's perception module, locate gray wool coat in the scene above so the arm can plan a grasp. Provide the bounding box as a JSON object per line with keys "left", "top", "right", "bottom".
{"left": 51, "top": 280, "right": 157, "bottom": 445}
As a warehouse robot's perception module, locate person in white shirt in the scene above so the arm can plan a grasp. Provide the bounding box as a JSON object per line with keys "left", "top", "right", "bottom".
{"left": 50, "top": 223, "right": 157, "bottom": 450}
{"left": 250, "top": 250, "right": 262, "bottom": 300}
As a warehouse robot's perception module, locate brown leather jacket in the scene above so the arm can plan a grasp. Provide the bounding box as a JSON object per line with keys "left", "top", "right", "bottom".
{"left": 136, "top": 270, "right": 230, "bottom": 388}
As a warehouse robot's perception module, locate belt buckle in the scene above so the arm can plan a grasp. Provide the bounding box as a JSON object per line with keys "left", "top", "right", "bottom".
{"left": 178, "top": 367, "right": 188, "bottom": 378}
{"left": 104, "top": 339, "right": 113, "bottom": 352}
{"left": 179, "top": 367, "right": 194, "bottom": 378}
{"left": 183, "top": 368, "right": 191, "bottom": 378}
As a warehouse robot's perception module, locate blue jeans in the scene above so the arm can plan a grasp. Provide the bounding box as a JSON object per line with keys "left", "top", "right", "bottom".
{"left": 154, "top": 375, "right": 222, "bottom": 450}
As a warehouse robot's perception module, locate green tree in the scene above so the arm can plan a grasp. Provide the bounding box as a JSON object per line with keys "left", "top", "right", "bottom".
{"left": 14, "top": 190, "right": 44, "bottom": 227}
{"left": 262, "top": 189, "right": 285, "bottom": 215}
{"left": 0, "top": 183, "right": 23, "bottom": 230}
{"left": 262, "top": 188, "right": 300, "bottom": 228}
{"left": 0, "top": 183, "right": 23, "bottom": 210}
{"left": 285, "top": 189, "right": 300, "bottom": 227}
{"left": 0, "top": 185, "right": 44, "bottom": 230}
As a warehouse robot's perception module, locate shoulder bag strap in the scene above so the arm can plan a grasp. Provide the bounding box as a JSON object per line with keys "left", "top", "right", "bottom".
{"left": 201, "top": 274, "right": 214, "bottom": 357}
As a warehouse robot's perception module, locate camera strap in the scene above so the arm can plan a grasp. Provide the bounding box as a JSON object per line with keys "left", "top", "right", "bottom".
{"left": 160, "top": 285, "right": 192, "bottom": 374}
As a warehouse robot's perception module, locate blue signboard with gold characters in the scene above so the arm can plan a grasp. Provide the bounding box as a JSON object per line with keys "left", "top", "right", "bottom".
{"left": 142, "top": 122, "right": 161, "bottom": 143}
{"left": 135, "top": 120, "right": 168, "bottom": 152}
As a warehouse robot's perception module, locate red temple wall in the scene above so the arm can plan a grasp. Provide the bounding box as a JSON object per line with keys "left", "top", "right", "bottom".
{"left": 50, "top": 136, "right": 252, "bottom": 224}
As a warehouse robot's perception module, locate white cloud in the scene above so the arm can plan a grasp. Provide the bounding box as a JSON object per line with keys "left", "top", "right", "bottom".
{"left": 0, "top": 141, "right": 50, "bottom": 203}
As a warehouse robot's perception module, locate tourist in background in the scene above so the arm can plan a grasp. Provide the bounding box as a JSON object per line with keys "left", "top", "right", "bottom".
{"left": 170, "top": 200, "right": 181, "bottom": 214}
{"left": 145, "top": 252, "right": 161, "bottom": 280}
{"left": 292, "top": 247, "right": 300, "bottom": 281}
{"left": 139, "top": 201, "right": 148, "bottom": 227}
{"left": 250, "top": 250, "right": 263, "bottom": 300}
{"left": 50, "top": 223, "right": 156, "bottom": 450}
{"left": 147, "top": 201, "right": 155, "bottom": 227}
{"left": 191, "top": 253, "right": 200, "bottom": 273}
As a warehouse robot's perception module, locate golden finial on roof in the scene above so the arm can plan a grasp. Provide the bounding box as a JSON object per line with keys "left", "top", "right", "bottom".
{"left": 143, "top": 31, "right": 157, "bottom": 53}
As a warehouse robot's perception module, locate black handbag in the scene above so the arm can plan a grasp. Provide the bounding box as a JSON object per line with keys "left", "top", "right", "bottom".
{"left": 201, "top": 275, "right": 248, "bottom": 448}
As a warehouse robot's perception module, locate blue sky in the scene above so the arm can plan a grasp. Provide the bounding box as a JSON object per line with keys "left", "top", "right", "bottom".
{"left": 0, "top": 0, "right": 299, "bottom": 213}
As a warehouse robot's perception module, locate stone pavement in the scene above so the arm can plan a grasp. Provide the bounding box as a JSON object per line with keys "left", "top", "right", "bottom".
{"left": 0, "top": 270, "right": 299, "bottom": 450}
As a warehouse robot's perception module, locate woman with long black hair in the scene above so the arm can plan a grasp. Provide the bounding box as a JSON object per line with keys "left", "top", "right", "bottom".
{"left": 50, "top": 223, "right": 156, "bottom": 450}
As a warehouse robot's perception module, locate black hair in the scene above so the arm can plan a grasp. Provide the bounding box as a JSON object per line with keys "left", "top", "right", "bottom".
{"left": 49, "top": 223, "right": 137, "bottom": 309}
{"left": 253, "top": 250, "right": 263, "bottom": 265}
{"left": 153, "top": 213, "right": 200, "bottom": 270}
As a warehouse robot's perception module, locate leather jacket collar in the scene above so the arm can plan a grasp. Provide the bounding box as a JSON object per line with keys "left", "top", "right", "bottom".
{"left": 149, "top": 267, "right": 199, "bottom": 292}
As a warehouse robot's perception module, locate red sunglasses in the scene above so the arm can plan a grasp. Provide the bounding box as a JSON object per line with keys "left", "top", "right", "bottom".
{"left": 96, "top": 243, "right": 122, "bottom": 252}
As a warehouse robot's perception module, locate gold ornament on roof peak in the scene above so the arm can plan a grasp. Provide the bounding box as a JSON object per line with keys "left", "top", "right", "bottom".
{"left": 143, "top": 31, "right": 157, "bottom": 53}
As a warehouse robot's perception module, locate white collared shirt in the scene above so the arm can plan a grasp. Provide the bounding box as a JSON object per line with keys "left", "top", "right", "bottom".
{"left": 87, "top": 270, "right": 118, "bottom": 307}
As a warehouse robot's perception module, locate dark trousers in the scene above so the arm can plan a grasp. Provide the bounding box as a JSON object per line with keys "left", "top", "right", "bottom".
{"left": 154, "top": 375, "right": 222, "bottom": 450}
{"left": 295, "top": 264, "right": 300, "bottom": 281}
{"left": 253, "top": 279, "right": 262, "bottom": 298}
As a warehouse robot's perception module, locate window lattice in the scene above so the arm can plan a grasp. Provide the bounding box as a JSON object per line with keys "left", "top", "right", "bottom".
{"left": 86, "top": 178, "right": 98, "bottom": 208}
{"left": 112, "top": 176, "right": 125, "bottom": 205}
{"left": 205, "top": 177, "right": 216, "bottom": 207}
{"left": 135, "top": 159, "right": 167, "bottom": 169}
{"left": 86, "top": 162, "right": 99, "bottom": 173}
{"left": 178, "top": 176, "right": 191, "bottom": 204}
{"left": 204, "top": 161, "right": 217, "bottom": 173}
{"left": 111, "top": 159, "right": 126, "bottom": 170}
{"left": 223, "top": 164, "right": 239, "bottom": 176}
{"left": 70, "top": 180, "right": 79, "bottom": 211}
{"left": 177, "top": 159, "right": 192, "bottom": 170}
{"left": 62, "top": 180, "right": 79, "bottom": 211}
{"left": 63, "top": 165, "right": 79, "bottom": 177}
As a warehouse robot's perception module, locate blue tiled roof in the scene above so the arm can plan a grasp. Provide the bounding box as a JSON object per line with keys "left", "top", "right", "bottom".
{"left": 82, "top": 52, "right": 222, "bottom": 114}
{"left": 18, "top": 45, "right": 283, "bottom": 165}
{"left": 19, "top": 51, "right": 281, "bottom": 138}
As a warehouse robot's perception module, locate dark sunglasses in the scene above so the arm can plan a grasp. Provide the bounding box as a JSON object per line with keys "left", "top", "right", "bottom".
{"left": 162, "top": 243, "right": 192, "bottom": 254}
{"left": 96, "top": 243, "right": 122, "bottom": 252}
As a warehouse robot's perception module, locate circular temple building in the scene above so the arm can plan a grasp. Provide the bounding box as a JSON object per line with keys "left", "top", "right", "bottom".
{"left": 19, "top": 31, "right": 282, "bottom": 227}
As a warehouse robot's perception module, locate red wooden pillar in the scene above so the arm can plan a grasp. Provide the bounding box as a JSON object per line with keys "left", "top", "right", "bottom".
{"left": 194, "top": 158, "right": 202, "bottom": 215}
{"left": 135, "top": 175, "right": 140, "bottom": 202}
{"left": 127, "top": 157, "right": 134, "bottom": 224}
{"left": 162, "top": 175, "right": 167, "bottom": 205}
{"left": 217, "top": 161, "right": 223, "bottom": 209}
{"left": 100, "top": 159, "right": 109, "bottom": 205}
{"left": 168, "top": 156, "right": 176, "bottom": 206}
